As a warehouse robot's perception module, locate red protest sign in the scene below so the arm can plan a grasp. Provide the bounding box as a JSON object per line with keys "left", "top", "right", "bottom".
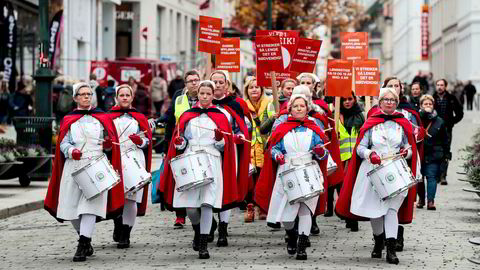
{"left": 198, "top": 16, "right": 222, "bottom": 54}
{"left": 256, "top": 30, "right": 299, "bottom": 81}
{"left": 290, "top": 38, "right": 322, "bottom": 73}
{"left": 255, "top": 35, "right": 283, "bottom": 87}
{"left": 326, "top": 59, "right": 353, "bottom": 97}
{"left": 215, "top": 38, "right": 240, "bottom": 72}
{"left": 354, "top": 59, "right": 380, "bottom": 96}
{"left": 340, "top": 32, "right": 368, "bottom": 60}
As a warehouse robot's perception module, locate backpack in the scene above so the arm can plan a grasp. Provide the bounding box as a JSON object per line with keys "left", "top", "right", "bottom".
{"left": 57, "top": 86, "right": 74, "bottom": 113}
{"left": 103, "top": 90, "right": 116, "bottom": 111}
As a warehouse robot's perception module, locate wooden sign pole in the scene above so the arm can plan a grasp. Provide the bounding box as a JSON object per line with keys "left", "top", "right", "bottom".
{"left": 206, "top": 53, "right": 212, "bottom": 78}
{"left": 365, "top": 97, "right": 372, "bottom": 114}
{"left": 334, "top": 97, "right": 340, "bottom": 134}
{"left": 270, "top": 71, "right": 280, "bottom": 113}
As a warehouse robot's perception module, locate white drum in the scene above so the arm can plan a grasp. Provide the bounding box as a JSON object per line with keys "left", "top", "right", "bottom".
{"left": 122, "top": 148, "right": 151, "bottom": 198}
{"left": 367, "top": 156, "right": 416, "bottom": 201}
{"left": 249, "top": 163, "right": 256, "bottom": 176}
{"left": 280, "top": 161, "right": 324, "bottom": 205}
{"left": 170, "top": 149, "right": 215, "bottom": 192}
{"left": 72, "top": 154, "right": 121, "bottom": 200}
{"left": 327, "top": 154, "right": 337, "bottom": 176}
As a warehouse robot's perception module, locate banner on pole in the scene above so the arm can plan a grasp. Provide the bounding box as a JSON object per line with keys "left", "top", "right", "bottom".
{"left": 421, "top": 5, "right": 429, "bottom": 60}
{"left": 198, "top": 16, "right": 222, "bottom": 54}
{"left": 326, "top": 59, "right": 353, "bottom": 97}
{"left": 49, "top": 10, "right": 63, "bottom": 69}
{"left": 290, "top": 38, "right": 322, "bottom": 73}
{"left": 340, "top": 32, "right": 368, "bottom": 61}
{"left": 255, "top": 36, "right": 283, "bottom": 87}
{"left": 0, "top": 2, "right": 17, "bottom": 92}
{"left": 353, "top": 59, "right": 380, "bottom": 96}
{"left": 215, "top": 38, "right": 240, "bottom": 72}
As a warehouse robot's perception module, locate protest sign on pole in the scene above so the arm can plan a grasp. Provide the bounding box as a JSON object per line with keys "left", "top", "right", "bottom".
{"left": 255, "top": 35, "right": 283, "bottom": 87}
{"left": 290, "top": 38, "right": 322, "bottom": 73}
{"left": 326, "top": 59, "right": 353, "bottom": 132}
{"left": 198, "top": 16, "right": 222, "bottom": 54}
{"left": 215, "top": 38, "right": 240, "bottom": 72}
{"left": 340, "top": 32, "right": 368, "bottom": 60}
{"left": 353, "top": 59, "right": 380, "bottom": 97}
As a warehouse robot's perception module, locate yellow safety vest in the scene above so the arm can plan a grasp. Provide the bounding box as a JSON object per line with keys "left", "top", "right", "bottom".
{"left": 174, "top": 94, "right": 191, "bottom": 123}
{"left": 338, "top": 121, "right": 358, "bottom": 161}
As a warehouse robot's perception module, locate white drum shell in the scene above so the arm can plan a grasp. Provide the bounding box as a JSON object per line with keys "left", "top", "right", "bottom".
{"left": 280, "top": 161, "right": 324, "bottom": 205}
{"left": 122, "top": 148, "right": 151, "bottom": 197}
{"left": 327, "top": 154, "right": 337, "bottom": 176}
{"left": 170, "top": 150, "right": 215, "bottom": 192}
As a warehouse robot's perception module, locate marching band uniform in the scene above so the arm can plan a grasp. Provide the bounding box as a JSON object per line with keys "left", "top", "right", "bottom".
{"left": 45, "top": 83, "right": 124, "bottom": 262}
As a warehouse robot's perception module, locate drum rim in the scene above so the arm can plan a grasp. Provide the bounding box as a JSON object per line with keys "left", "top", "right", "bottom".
{"left": 169, "top": 149, "right": 209, "bottom": 163}
{"left": 367, "top": 155, "right": 406, "bottom": 177}
{"left": 279, "top": 161, "right": 318, "bottom": 177}
{"left": 289, "top": 190, "right": 323, "bottom": 205}
{"left": 71, "top": 154, "right": 108, "bottom": 177}
{"left": 176, "top": 177, "right": 214, "bottom": 192}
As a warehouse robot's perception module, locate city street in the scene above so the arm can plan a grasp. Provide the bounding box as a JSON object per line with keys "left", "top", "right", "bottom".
{"left": 0, "top": 111, "right": 478, "bottom": 269}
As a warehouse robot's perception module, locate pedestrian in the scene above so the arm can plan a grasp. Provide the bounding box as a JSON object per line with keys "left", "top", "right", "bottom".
{"left": 159, "top": 80, "right": 238, "bottom": 259}
{"left": 44, "top": 82, "right": 124, "bottom": 262}
{"left": 168, "top": 70, "right": 186, "bottom": 99}
{"left": 426, "top": 72, "right": 435, "bottom": 95}
{"left": 127, "top": 76, "right": 138, "bottom": 93}
{"left": 150, "top": 72, "right": 168, "bottom": 115}
{"left": 109, "top": 84, "right": 152, "bottom": 249}
{"left": 453, "top": 80, "right": 465, "bottom": 106}
{"left": 336, "top": 87, "right": 418, "bottom": 265}
{"left": 464, "top": 80, "right": 477, "bottom": 111}
{"left": 433, "top": 78, "right": 463, "bottom": 185}
{"left": 0, "top": 77, "right": 9, "bottom": 124}
{"left": 88, "top": 73, "right": 102, "bottom": 108}
{"left": 416, "top": 94, "right": 449, "bottom": 210}
{"left": 255, "top": 93, "right": 330, "bottom": 260}
{"left": 132, "top": 83, "right": 152, "bottom": 116}
{"left": 408, "top": 82, "right": 423, "bottom": 110}
{"left": 9, "top": 81, "right": 33, "bottom": 118}
{"left": 103, "top": 79, "right": 116, "bottom": 112}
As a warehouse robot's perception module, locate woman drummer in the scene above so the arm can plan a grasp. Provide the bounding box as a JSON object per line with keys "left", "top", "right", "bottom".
{"left": 159, "top": 80, "right": 238, "bottom": 259}
{"left": 108, "top": 84, "right": 153, "bottom": 249}
{"left": 44, "top": 82, "right": 124, "bottom": 262}
{"left": 335, "top": 87, "right": 418, "bottom": 265}
{"left": 255, "top": 93, "right": 330, "bottom": 260}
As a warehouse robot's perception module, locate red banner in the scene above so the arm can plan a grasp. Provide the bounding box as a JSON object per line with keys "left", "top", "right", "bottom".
{"left": 256, "top": 30, "right": 299, "bottom": 82}
{"left": 421, "top": 5, "right": 429, "bottom": 60}
{"left": 340, "top": 32, "right": 368, "bottom": 60}
{"left": 255, "top": 35, "right": 283, "bottom": 87}
{"left": 215, "top": 38, "right": 240, "bottom": 72}
{"left": 354, "top": 59, "right": 380, "bottom": 96}
{"left": 290, "top": 38, "right": 322, "bottom": 73}
{"left": 326, "top": 59, "right": 353, "bottom": 97}
{"left": 197, "top": 16, "right": 222, "bottom": 54}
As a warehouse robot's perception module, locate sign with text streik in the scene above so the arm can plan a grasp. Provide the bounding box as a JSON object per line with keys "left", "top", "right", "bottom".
{"left": 354, "top": 59, "right": 380, "bottom": 96}
{"left": 326, "top": 59, "right": 353, "bottom": 97}
{"left": 290, "top": 38, "right": 322, "bottom": 73}
{"left": 340, "top": 32, "right": 368, "bottom": 61}
{"left": 256, "top": 30, "right": 299, "bottom": 82}
{"left": 197, "top": 16, "right": 222, "bottom": 54}
{"left": 255, "top": 35, "right": 283, "bottom": 87}
{"left": 215, "top": 38, "right": 240, "bottom": 72}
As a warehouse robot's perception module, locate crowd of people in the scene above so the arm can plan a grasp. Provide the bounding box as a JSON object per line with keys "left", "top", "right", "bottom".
{"left": 43, "top": 66, "right": 467, "bottom": 265}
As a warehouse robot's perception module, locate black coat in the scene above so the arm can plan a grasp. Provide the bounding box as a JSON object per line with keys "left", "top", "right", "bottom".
{"left": 432, "top": 91, "right": 463, "bottom": 129}
{"left": 421, "top": 111, "right": 450, "bottom": 163}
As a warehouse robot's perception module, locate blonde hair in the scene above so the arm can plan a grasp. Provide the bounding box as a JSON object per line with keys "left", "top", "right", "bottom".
{"left": 243, "top": 77, "right": 264, "bottom": 101}
{"left": 420, "top": 94, "right": 435, "bottom": 105}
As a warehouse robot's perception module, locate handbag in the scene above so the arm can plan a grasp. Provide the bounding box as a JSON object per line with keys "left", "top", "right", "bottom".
{"left": 150, "top": 154, "right": 165, "bottom": 204}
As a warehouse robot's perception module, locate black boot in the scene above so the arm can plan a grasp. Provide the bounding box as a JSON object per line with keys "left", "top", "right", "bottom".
{"left": 216, "top": 222, "right": 228, "bottom": 247}
{"left": 371, "top": 233, "right": 385, "bottom": 258}
{"left": 395, "top": 225, "right": 404, "bottom": 252}
{"left": 296, "top": 234, "right": 308, "bottom": 260}
{"left": 117, "top": 225, "right": 132, "bottom": 249}
{"left": 199, "top": 234, "right": 210, "bottom": 259}
{"left": 208, "top": 218, "right": 217, "bottom": 243}
{"left": 349, "top": 220, "right": 359, "bottom": 232}
{"left": 325, "top": 187, "right": 335, "bottom": 217}
{"left": 286, "top": 229, "right": 298, "bottom": 255}
{"left": 113, "top": 216, "right": 123, "bottom": 242}
{"left": 386, "top": 238, "right": 400, "bottom": 264}
{"left": 310, "top": 216, "right": 319, "bottom": 235}
{"left": 192, "top": 224, "right": 200, "bottom": 251}
{"left": 73, "top": 235, "right": 91, "bottom": 262}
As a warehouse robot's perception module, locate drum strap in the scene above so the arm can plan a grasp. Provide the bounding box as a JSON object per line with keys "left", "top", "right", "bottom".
{"left": 425, "top": 122, "right": 432, "bottom": 134}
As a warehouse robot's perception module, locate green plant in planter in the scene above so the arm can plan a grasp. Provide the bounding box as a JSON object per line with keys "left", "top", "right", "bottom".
{"left": 461, "top": 129, "right": 480, "bottom": 187}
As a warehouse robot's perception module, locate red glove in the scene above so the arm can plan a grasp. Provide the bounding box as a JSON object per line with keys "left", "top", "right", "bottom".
{"left": 214, "top": 129, "right": 223, "bottom": 141}
{"left": 369, "top": 151, "right": 381, "bottom": 165}
{"left": 399, "top": 148, "right": 409, "bottom": 158}
{"left": 312, "top": 145, "right": 325, "bottom": 157}
{"left": 103, "top": 136, "right": 113, "bottom": 149}
{"left": 275, "top": 154, "right": 286, "bottom": 165}
{"left": 129, "top": 134, "right": 143, "bottom": 146}
{"left": 72, "top": 149, "right": 82, "bottom": 160}
{"left": 174, "top": 136, "right": 184, "bottom": 146}
{"left": 233, "top": 135, "right": 244, "bottom": 144}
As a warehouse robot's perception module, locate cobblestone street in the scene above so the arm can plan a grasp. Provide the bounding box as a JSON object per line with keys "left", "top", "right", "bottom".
{"left": 1, "top": 112, "right": 480, "bottom": 270}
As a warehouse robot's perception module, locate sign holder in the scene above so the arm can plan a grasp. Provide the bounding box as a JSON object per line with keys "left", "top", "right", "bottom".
{"left": 270, "top": 71, "right": 279, "bottom": 113}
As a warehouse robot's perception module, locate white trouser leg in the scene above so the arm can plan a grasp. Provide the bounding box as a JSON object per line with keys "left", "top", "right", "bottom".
{"left": 187, "top": 208, "right": 200, "bottom": 225}
{"left": 384, "top": 209, "right": 399, "bottom": 239}
{"left": 200, "top": 206, "right": 213, "bottom": 234}
{"left": 122, "top": 200, "right": 137, "bottom": 227}
{"left": 80, "top": 214, "right": 96, "bottom": 238}
{"left": 219, "top": 210, "right": 230, "bottom": 223}
{"left": 298, "top": 203, "right": 312, "bottom": 236}
{"left": 370, "top": 217, "right": 384, "bottom": 236}
{"left": 71, "top": 219, "right": 81, "bottom": 233}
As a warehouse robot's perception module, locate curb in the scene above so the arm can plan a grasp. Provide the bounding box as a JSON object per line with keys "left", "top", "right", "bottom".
{"left": 0, "top": 199, "right": 44, "bottom": 220}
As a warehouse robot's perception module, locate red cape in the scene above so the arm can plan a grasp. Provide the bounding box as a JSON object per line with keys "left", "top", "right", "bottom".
{"left": 159, "top": 107, "right": 239, "bottom": 211}
{"left": 335, "top": 111, "right": 418, "bottom": 224}
{"left": 254, "top": 117, "right": 330, "bottom": 216}
{"left": 45, "top": 109, "right": 124, "bottom": 221}
{"left": 108, "top": 106, "right": 153, "bottom": 216}
{"left": 235, "top": 97, "right": 252, "bottom": 123}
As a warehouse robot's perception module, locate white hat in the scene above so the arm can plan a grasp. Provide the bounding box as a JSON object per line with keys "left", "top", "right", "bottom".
{"left": 287, "top": 94, "right": 311, "bottom": 112}
{"left": 198, "top": 80, "right": 216, "bottom": 90}
{"left": 115, "top": 84, "right": 133, "bottom": 96}
{"left": 296, "top": 73, "right": 320, "bottom": 83}
{"left": 292, "top": 85, "right": 312, "bottom": 98}
{"left": 210, "top": 70, "right": 230, "bottom": 83}
{"left": 379, "top": 87, "right": 399, "bottom": 104}
{"left": 72, "top": 82, "right": 92, "bottom": 97}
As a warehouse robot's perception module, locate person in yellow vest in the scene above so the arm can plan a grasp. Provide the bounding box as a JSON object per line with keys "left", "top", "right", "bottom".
{"left": 244, "top": 76, "right": 272, "bottom": 222}
{"left": 161, "top": 69, "right": 201, "bottom": 228}
{"left": 330, "top": 91, "right": 364, "bottom": 231}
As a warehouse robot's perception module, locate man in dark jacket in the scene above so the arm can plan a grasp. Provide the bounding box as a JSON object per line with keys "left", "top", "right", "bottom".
{"left": 432, "top": 79, "right": 464, "bottom": 185}
{"left": 167, "top": 70, "right": 186, "bottom": 99}
{"left": 464, "top": 80, "right": 477, "bottom": 111}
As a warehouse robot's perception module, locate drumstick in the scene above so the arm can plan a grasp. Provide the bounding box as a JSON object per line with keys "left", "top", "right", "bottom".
{"left": 291, "top": 142, "right": 332, "bottom": 159}
{"left": 380, "top": 145, "right": 412, "bottom": 161}
{"left": 116, "top": 130, "right": 148, "bottom": 145}
{"left": 328, "top": 117, "right": 335, "bottom": 122}
{"left": 191, "top": 124, "right": 252, "bottom": 143}
{"left": 411, "top": 123, "right": 432, "bottom": 138}
{"left": 323, "top": 127, "right": 333, "bottom": 132}
{"left": 118, "top": 121, "right": 133, "bottom": 138}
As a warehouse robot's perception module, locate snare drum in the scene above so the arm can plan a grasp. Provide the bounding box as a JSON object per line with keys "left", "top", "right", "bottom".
{"left": 327, "top": 154, "right": 337, "bottom": 176}
{"left": 367, "top": 156, "right": 416, "bottom": 201}
{"left": 170, "top": 149, "right": 215, "bottom": 192}
{"left": 279, "top": 161, "right": 324, "bottom": 205}
{"left": 122, "top": 148, "right": 152, "bottom": 198}
{"left": 72, "top": 154, "right": 121, "bottom": 200}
